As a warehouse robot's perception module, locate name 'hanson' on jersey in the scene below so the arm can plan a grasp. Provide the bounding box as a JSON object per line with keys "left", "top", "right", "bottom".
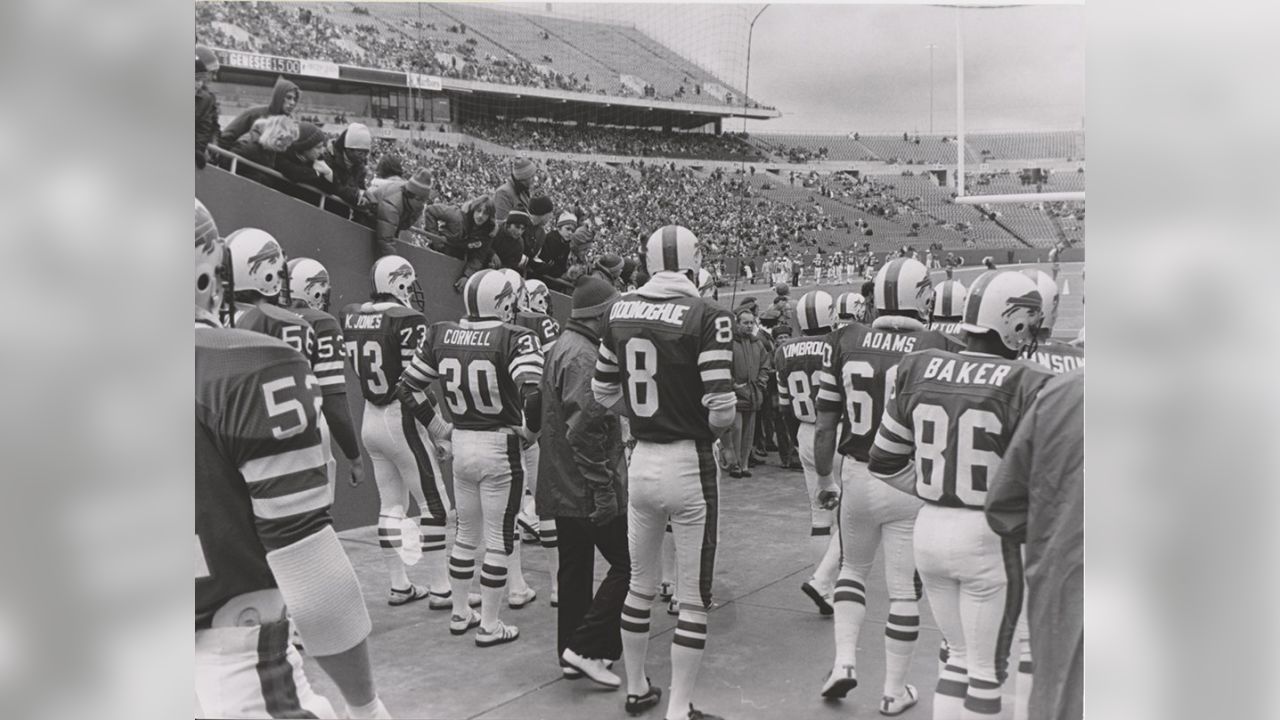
{"left": 594, "top": 293, "right": 734, "bottom": 443}
{"left": 867, "top": 348, "right": 1052, "bottom": 509}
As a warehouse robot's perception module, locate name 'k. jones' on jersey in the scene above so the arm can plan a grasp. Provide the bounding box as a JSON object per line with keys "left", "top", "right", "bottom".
{"left": 595, "top": 294, "right": 734, "bottom": 443}
{"left": 401, "top": 319, "right": 543, "bottom": 430}
{"left": 195, "top": 327, "right": 331, "bottom": 630}
{"left": 867, "top": 348, "right": 1053, "bottom": 510}
{"left": 340, "top": 301, "right": 427, "bottom": 406}
{"left": 817, "top": 323, "right": 960, "bottom": 461}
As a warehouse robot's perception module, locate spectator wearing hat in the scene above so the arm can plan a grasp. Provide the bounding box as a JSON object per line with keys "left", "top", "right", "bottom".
{"left": 323, "top": 123, "right": 372, "bottom": 207}
{"left": 368, "top": 156, "right": 404, "bottom": 192}
{"left": 529, "top": 208, "right": 591, "bottom": 285}
{"left": 365, "top": 167, "right": 433, "bottom": 256}
{"left": 218, "top": 75, "right": 299, "bottom": 149}
{"left": 492, "top": 210, "right": 534, "bottom": 271}
{"left": 492, "top": 157, "right": 537, "bottom": 232}
{"left": 589, "top": 253, "right": 626, "bottom": 292}
{"left": 276, "top": 122, "right": 335, "bottom": 190}
{"left": 537, "top": 276, "right": 629, "bottom": 684}
{"left": 195, "top": 47, "right": 220, "bottom": 169}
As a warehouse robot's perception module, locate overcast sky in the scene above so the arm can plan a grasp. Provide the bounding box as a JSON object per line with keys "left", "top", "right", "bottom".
{"left": 500, "top": 2, "right": 1084, "bottom": 135}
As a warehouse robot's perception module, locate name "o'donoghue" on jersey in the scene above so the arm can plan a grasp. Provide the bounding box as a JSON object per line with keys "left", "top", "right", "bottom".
{"left": 609, "top": 299, "right": 690, "bottom": 326}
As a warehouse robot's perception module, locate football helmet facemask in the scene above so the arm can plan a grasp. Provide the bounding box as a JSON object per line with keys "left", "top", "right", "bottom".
{"left": 288, "top": 258, "right": 331, "bottom": 312}
{"left": 194, "top": 199, "right": 231, "bottom": 324}
{"left": 226, "top": 228, "right": 286, "bottom": 302}
{"left": 372, "top": 255, "right": 416, "bottom": 307}
{"left": 522, "top": 278, "right": 549, "bottom": 313}
{"left": 464, "top": 269, "right": 518, "bottom": 322}
{"left": 1022, "top": 269, "right": 1061, "bottom": 334}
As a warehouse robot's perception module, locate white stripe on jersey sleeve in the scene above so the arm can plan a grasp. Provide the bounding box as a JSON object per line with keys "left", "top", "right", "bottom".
{"left": 873, "top": 432, "right": 914, "bottom": 456}
{"left": 598, "top": 343, "right": 618, "bottom": 364}
{"left": 251, "top": 484, "right": 331, "bottom": 520}
{"left": 700, "top": 369, "right": 731, "bottom": 383}
{"left": 315, "top": 375, "right": 347, "bottom": 387}
{"left": 880, "top": 412, "right": 914, "bottom": 442}
{"left": 313, "top": 361, "right": 344, "bottom": 373}
{"left": 242, "top": 445, "right": 327, "bottom": 485}
{"left": 698, "top": 349, "right": 732, "bottom": 364}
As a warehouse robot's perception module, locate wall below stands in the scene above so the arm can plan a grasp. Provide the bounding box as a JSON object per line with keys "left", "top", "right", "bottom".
{"left": 196, "top": 166, "right": 569, "bottom": 530}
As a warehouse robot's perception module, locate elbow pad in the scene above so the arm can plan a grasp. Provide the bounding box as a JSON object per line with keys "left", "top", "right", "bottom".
{"left": 521, "top": 384, "right": 542, "bottom": 433}
{"left": 266, "top": 526, "right": 371, "bottom": 657}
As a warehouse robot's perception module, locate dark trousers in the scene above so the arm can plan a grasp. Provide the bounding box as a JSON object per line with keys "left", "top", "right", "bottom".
{"left": 555, "top": 514, "right": 631, "bottom": 661}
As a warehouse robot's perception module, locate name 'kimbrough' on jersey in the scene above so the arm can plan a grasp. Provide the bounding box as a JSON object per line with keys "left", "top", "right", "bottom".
{"left": 780, "top": 339, "right": 826, "bottom": 359}
{"left": 610, "top": 299, "right": 690, "bottom": 326}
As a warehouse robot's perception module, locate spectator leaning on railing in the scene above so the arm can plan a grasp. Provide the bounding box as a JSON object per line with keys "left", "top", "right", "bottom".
{"left": 492, "top": 157, "right": 536, "bottom": 231}
{"left": 365, "top": 167, "right": 433, "bottom": 256}
{"left": 194, "top": 46, "right": 220, "bottom": 169}
{"left": 368, "top": 155, "right": 404, "bottom": 192}
{"left": 422, "top": 193, "right": 494, "bottom": 261}
{"left": 276, "top": 122, "right": 334, "bottom": 189}
{"left": 217, "top": 75, "right": 299, "bottom": 149}
{"left": 230, "top": 115, "right": 299, "bottom": 170}
{"left": 323, "top": 123, "right": 372, "bottom": 207}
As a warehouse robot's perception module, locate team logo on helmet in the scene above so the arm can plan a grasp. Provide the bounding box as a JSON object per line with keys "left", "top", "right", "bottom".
{"left": 247, "top": 242, "right": 282, "bottom": 277}
{"left": 388, "top": 263, "right": 414, "bottom": 284}
{"left": 1001, "top": 290, "right": 1044, "bottom": 325}
{"left": 304, "top": 268, "right": 330, "bottom": 295}
{"left": 493, "top": 280, "right": 515, "bottom": 306}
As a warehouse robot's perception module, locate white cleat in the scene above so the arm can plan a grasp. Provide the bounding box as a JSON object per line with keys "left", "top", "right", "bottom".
{"left": 821, "top": 664, "right": 858, "bottom": 699}
{"left": 879, "top": 684, "right": 918, "bottom": 716}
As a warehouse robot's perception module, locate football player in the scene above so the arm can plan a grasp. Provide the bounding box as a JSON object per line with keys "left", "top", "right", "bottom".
{"left": 195, "top": 200, "right": 391, "bottom": 719}
{"left": 1022, "top": 269, "right": 1084, "bottom": 375}
{"left": 341, "top": 256, "right": 456, "bottom": 608}
{"left": 868, "top": 270, "right": 1053, "bottom": 720}
{"left": 593, "top": 225, "right": 736, "bottom": 720}
{"left": 833, "top": 292, "right": 867, "bottom": 328}
{"left": 286, "top": 257, "right": 366, "bottom": 497}
{"left": 775, "top": 291, "right": 840, "bottom": 616}
{"left": 814, "top": 258, "right": 960, "bottom": 714}
{"left": 400, "top": 269, "right": 544, "bottom": 647}
{"left": 930, "top": 272, "right": 968, "bottom": 338}
{"left": 506, "top": 271, "right": 558, "bottom": 608}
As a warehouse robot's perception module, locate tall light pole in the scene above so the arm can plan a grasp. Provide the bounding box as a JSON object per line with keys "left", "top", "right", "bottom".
{"left": 742, "top": 4, "right": 770, "bottom": 136}
{"left": 926, "top": 43, "right": 937, "bottom": 134}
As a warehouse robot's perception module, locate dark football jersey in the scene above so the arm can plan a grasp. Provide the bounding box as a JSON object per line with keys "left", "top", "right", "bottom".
{"left": 868, "top": 349, "right": 1053, "bottom": 510}
{"left": 930, "top": 319, "right": 964, "bottom": 336}
{"left": 775, "top": 335, "right": 828, "bottom": 424}
{"left": 1027, "top": 338, "right": 1085, "bottom": 375}
{"left": 195, "top": 327, "right": 331, "bottom": 630}
{"left": 340, "top": 302, "right": 427, "bottom": 406}
{"left": 514, "top": 310, "right": 561, "bottom": 350}
{"left": 291, "top": 305, "right": 347, "bottom": 396}
{"left": 595, "top": 293, "right": 734, "bottom": 443}
{"left": 402, "top": 319, "right": 543, "bottom": 430}
{"left": 818, "top": 324, "right": 960, "bottom": 461}
{"left": 235, "top": 303, "right": 318, "bottom": 369}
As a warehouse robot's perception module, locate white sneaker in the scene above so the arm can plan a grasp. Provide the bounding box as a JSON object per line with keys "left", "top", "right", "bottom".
{"left": 475, "top": 620, "right": 519, "bottom": 648}
{"left": 449, "top": 609, "right": 481, "bottom": 636}
{"left": 667, "top": 597, "right": 679, "bottom": 615}
{"left": 821, "top": 664, "right": 858, "bottom": 699}
{"left": 879, "top": 684, "right": 918, "bottom": 716}
{"left": 658, "top": 581, "right": 675, "bottom": 600}
{"left": 560, "top": 649, "right": 621, "bottom": 689}
{"left": 508, "top": 586, "right": 537, "bottom": 608}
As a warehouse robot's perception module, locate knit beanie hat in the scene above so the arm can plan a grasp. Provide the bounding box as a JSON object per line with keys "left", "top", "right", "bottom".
{"left": 529, "top": 195, "right": 554, "bottom": 217}
{"left": 505, "top": 210, "right": 533, "bottom": 227}
{"left": 557, "top": 211, "right": 577, "bottom": 227}
{"left": 195, "top": 45, "right": 219, "bottom": 74}
{"left": 344, "top": 123, "right": 372, "bottom": 151}
{"left": 289, "top": 122, "right": 326, "bottom": 154}
{"left": 571, "top": 276, "right": 620, "bottom": 319}
{"left": 405, "top": 168, "right": 433, "bottom": 197}
{"left": 511, "top": 157, "right": 536, "bottom": 182}
{"left": 376, "top": 155, "right": 403, "bottom": 179}
{"left": 594, "top": 253, "right": 624, "bottom": 278}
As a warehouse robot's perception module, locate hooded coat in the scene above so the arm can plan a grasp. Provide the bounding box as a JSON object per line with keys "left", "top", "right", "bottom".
{"left": 217, "top": 76, "right": 298, "bottom": 149}
{"left": 364, "top": 178, "right": 428, "bottom": 256}
{"left": 321, "top": 127, "right": 369, "bottom": 207}
{"left": 195, "top": 84, "right": 220, "bottom": 165}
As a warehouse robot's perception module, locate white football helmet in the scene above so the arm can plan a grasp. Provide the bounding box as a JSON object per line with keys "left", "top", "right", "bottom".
{"left": 644, "top": 225, "right": 701, "bottom": 275}
{"left": 498, "top": 269, "right": 525, "bottom": 312}
{"left": 464, "top": 269, "right": 518, "bottom": 322}
{"left": 1022, "top": 269, "right": 1060, "bottom": 333}
{"left": 287, "top": 258, "right": 331, "bottom": 312}
{"left": 194, "top": 199, "right": 228, "bottom": 322}
{"left": 873, "top": 258, "right": 934, "bottom": 319}
{"left": 226, "top": 228, "right": 285, "bottom": 300}
{"left": 795, "top": 290, "right": 834, "bottom": 333}
{"left": 834, "top": 292, "right": 867, "bottom": 322}
{"left": 522, "top": 278, "right": 550, "bottom": 313}
{"left": 372, "top": 255, "right": 416, "bottom": 306}
{"left": 959, "top": 270, "right": 1044, "bottom": 354}
{"left": 932, "top": 279, "right": 968, "bottom": 320}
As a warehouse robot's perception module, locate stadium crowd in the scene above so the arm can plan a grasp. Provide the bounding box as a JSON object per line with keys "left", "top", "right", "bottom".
{"left": 459, "top": 119, "right": 763, "bottom": 162}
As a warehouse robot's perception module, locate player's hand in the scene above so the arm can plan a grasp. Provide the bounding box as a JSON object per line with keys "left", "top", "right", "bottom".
{"left": 515, "top": 425, "right": 538, "bottom": 449}
{"left": 434, "top": 438, "right": 453, "bottom": 463}
{"left": 815, "top": 474, "right": 840, "bottom": 510}
{"left": 453, "top": 276, "right": 466, "bottom": 293}
{"left": 348, "top": 460, "right": 365, "bottom": 488}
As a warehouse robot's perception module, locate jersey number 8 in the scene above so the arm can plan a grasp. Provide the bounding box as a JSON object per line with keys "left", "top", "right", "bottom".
{"left": 623, "top": 339, "right": 659, "bottom": 417}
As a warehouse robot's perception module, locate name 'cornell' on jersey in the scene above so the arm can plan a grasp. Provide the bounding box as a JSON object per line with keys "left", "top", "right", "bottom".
{"left": 594, "top": 293, "right": 734, "bottom": 443}
{"left": 401, "top": 319, "right": 543, "bottom": 430}
{"left": 867, "top": 348, "right": 1053, "bottom": 509}
{"left": 340, "top": 301, "right": 427, "bottom": 406}
{"left": 817, "top": 322, "right": 959, "bottom": 461}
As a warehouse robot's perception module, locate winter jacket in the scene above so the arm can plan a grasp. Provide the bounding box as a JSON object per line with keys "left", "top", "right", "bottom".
{"left": 229, "top": 135, "right": 284, "bottom": 170}
{"left": 217, "top": 76, "right": 298, "bottom": 148}
{"left": 195, "top": 85, "right": 220, "bottom": 166}
{"left": 322, "top": 128, "right": 369, "bottom": 207}
{"left": 423, "top": 195, "right": 494, "bottom": 259}
{"left": 536, "top": 321, "right": 627, "bottom": 519}
{"left": 491, "top": 177, "right": 531, "bottom": 231}
{"left": 530, "top": 223, "right": 593, "bottom": 280}
{"left": 731, "top": 331, "right": 770, "bottom": 411}
{"left": 364, "top": 179, "right": 428, "bottom": 256}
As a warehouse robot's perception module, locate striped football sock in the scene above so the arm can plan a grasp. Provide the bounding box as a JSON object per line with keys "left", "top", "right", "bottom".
{"left": 883, "top": 599, "right": 920, "bottom": 698}
{"left": 832, "top": 575, "right": 867, "bottom": 668}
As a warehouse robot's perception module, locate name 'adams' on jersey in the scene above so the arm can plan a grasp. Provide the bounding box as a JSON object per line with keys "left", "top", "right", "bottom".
{"left": 402, "top": 319, "right": 543, "bottom": 430}
{"left": 195, "top": 327, "right": 331, "bottom": 630}
{"left": 291, "top": 305, "right": 348, "bottom": 396}
{"left": 867, "top": 348, "right": 1052, "bottom": 510}
{"left": 595, "top": 293, "right": 734, "bottom": 443}
{"left": 774, "top": 336, "right": 828, "bottom": 424}
{"left": 340, "top": 302, "right": 427, "bottom": 406}
{"left": 817, "top": 323, "right": 959, "bottom": 461}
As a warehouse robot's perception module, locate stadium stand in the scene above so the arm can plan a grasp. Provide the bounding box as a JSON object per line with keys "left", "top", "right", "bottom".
{"left": 458, "top": 118, "right": 763, "bottom": 161}
{"left": 756, "top": 131, "right": 1084, "bottom": 164}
